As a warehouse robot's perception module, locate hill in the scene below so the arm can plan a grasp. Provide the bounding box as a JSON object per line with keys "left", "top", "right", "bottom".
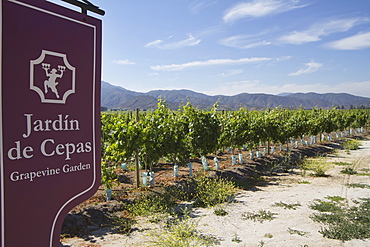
{"left": 101, "top": 81, "right": 370, "bottom": 110}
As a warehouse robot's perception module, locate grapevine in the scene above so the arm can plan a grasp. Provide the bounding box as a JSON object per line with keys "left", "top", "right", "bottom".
{"left": 100, "top": 100, "right": 369, "bottom": 187}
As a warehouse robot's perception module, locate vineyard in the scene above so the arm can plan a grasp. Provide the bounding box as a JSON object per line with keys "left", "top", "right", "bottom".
{"left": 101, "top": 100, "right": 369, "bottom": 190}
{"left": 61, "top": 100, "right": 370, "bottom": 245}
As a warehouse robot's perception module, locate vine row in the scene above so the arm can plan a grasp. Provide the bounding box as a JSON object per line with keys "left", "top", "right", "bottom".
{"left": 101, "top": 100, "right": 368, "bottom": 176}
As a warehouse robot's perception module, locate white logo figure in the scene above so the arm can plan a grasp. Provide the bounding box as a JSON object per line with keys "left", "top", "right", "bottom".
{"left": 30, "top": 50, "right": 76, "bottom": 104}
{"left": 42, "top": 63, "right": 66, "bottom": 98}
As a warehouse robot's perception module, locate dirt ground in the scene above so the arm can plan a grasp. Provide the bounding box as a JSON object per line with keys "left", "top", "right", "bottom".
{"left": 61, "top": 138, "right": 370, "bottom": 247}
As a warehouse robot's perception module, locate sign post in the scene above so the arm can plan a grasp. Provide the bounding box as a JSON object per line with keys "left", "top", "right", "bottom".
{"left": 1, "top": 0, "right": 102, "bottom": 246}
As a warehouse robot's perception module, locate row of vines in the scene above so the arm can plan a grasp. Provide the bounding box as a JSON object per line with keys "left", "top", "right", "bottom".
{"left": 101, "top": 100, "right": 369, "bottom": 188}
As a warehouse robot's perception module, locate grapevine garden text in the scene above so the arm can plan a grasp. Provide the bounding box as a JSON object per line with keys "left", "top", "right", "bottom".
{"left": 7, "top": 113, "right": 92, "bottom": 182}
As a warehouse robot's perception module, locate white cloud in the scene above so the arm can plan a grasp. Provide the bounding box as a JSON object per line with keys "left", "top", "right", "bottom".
{"left": 144, "top": 34, "right": 201, "bottom": 49}
{"left": 279, "top": 31, "right": 320, "bottom": 45}
{"left": 220, "top": 35, "right": 271, "bottom": 49}
{"left": 289, "top": 60, "right": 322, "bottom": 76}
{"left": 145, "top": 40, "right": 163, "bottom": 48}
{"left": 223, "top": 0, "right": 307, "bottom": 23}
{"left": 279, "top": 17, "right": 369, "bottom": 45}
{"left": 189, "top": 1, "right": 218, "bottom": 14}
{"left": 219, "top": 69, "right": 244, "bottom": 77}
{"left": 241, "top": 40, "right": 271, "bottom": 49}
{"left": 275, "top": 55, "right": 292, "bottom": 62}
{"left": 325, "top": 31, "right": 370, "bottom": 50}
{"left": 202, "top": 80, "right": 370, "bottom": 98}
{"left": 267, "top": 55, "right": 292, "bottom": 66}
{"left": 114, "top": 59, "right": 135, "bottom": 65}
{"left": 151, "top": 57, "right": 272, "bottom": 71}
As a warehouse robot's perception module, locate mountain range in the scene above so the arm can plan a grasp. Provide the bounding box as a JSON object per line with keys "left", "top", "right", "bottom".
{"left": 101, "top": 81, "right": 370, "bottom": 110}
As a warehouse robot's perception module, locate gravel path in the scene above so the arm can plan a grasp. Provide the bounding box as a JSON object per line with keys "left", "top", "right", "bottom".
{"left": 61, "top": 140, "right": 370, "bottom": 247}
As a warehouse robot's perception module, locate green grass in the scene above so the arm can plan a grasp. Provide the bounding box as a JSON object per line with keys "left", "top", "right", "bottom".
{"left": 342, "top": 139, "right": 361, "bottom": 150}
{"left": 300, "top": 158, "right": 331, "bottom": 177}
{"left": 347, "top": 168, "right": 370, "bottom": 176}
{"left": 310, "top": 197, "right": 370, "bottom": 241}
{"left": 287, "top": 228, "right": 308, "bottom": 236}
{"left": 333, "top": 162, "right": 352, "bottom": 166}
{"left": 309, "top": 200, "right": 342, "bottom": 212}
{"left": 325, "top": 196, "right": 346, "bottom": 202}
{"left": 298, "top": 181, "right": 311, "bottom": 184}
{"left": 356, "top": 173, "right": 370, "bottom": 176}
{"left": 272, "top": 201, "right": 301, "bottom": 210}
{"left": 193, "top": 176, "right": 237, "bottom": 207}
{"left": 148, "top": 215, "right": 220, "bottom": 247}
{"left": 125, "top": 192, "right": 177, "bottom": 217}
{"left": 242, "top": 209, "right": 277, "bottom": 223}
{"left": 346, "top": 183, "right": 370, "bottom": 189}
{"left": 341, "top": 167, "right": 357, "bottom": 175}
{"left": 258, "top": 240, "right": 265, "bottom": 247}
{"left": 126, "top": 176, "right": 237, "bottom": 216}
{"left": 110, "top": 215, "right": 136, "bottom": 234}
{"left": 263, "top": 233, "right": 273, "bottom": 238}
{"left": 213, "top": 207, "right": 228, "bottom": 216}
{"left": 231, "top": 233, "right": 242, "bottom": 243}
{"left": 309, "top": 196, "right": 346, "bottom": 212}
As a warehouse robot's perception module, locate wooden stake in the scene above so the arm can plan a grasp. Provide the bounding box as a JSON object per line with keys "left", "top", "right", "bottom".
{"left": 135, "top": 108, "right": 140, "bottom": 188}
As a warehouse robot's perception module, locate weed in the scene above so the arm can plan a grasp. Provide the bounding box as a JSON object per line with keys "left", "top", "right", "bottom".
{"left": 272, "top": 201, "right": 301, "bottom": 210}
{"left": 342, "top": 139, "right": 361, "bottom": 150}
{"left": 127, "top": 176, "right": 237, "bottom": 217}
{"left": 311, "top": 168, "right": 327, "bottom": 177}
{"left": 148, "top": 215, "right": 220, "bottom": 247}
{"left": 346, "top": 183, "right": 370, "bottom": 189}
{"left": 125, "top": 191, "right": 177, "bottom": 216}
{"left": 126, "top": 162, "right": 136, "bottom": 171}
{"left": 356, "top": 173, "right": 370, "bottom": 176}
{"left": 242, "top": 209, "right": 277, "bottom": 223}
{"left": 331, "top": 149, "right": 339, "bottom": 156}
{"left": 298, "top": 180, "right": 311, "bottom": 184}
{"left": 333, "top": 162, "right": 352, "bottom": 166}
{"left": 258, "top": 240, "right": 265, "bottom": 247}
{"left": 213, "top": 207, "right": 228, "bottom": 216}
{"left": 148, "top": 214, "right": 166, "bottom": 224}
{"left": 193, "top": 176, "right": 237, "bottom": 207}
{"left": 112, "top": 189, "right": 128, "bottom": 200}
{"left": 231, "top": 233, "right": 242, "bottom": 243}
{"left": 101, "top": 162, "right": 119, "bottom": 190}
{"left": 264, "top": 233, "right": 273, "bottom": 238}
{"left": 287, "top": 227, "right": 308, "bottom": 236}
{"left": 325, "top": 195, "right": 346, "bottom": 202}
{"left": 267, "top": 160, "right": 292, "bottom": 175}
{"left": 175, "top": 206, "right": 192, "bottom": 219}
{"left": 309, "top": 199, "right": 342, "bottom": 212}
{"left": 341, "top": 167, "right": 357, "bottom": 175}
{"left": 301, "top": 158, "right": 331, "bottom": 177}
{"left": 165, "top": 180, "right": 196, "bottom": 202}
{"left": 110, "top": 215, "right": 136, "bottom": 234}
{"left": 310, "top": 197, "right": 370, "bottom": 241}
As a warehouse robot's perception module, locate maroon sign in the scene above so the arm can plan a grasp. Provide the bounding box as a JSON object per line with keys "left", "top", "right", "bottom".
{"left": 1, "top": 0, "right": 101, "bottom": 246}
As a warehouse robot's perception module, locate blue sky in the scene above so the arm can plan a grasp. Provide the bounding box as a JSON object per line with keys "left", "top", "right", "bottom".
{"left": 49, "top": 0, "right": 370, "bottom": 97}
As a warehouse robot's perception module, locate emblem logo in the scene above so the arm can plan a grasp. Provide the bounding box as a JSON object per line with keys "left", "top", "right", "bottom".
{"left": 30, "top": 50, "right": 76, "bottom": 104}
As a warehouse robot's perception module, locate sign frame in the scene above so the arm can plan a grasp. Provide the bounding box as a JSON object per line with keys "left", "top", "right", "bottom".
{"left": 0, "top": 0, "right": 102, "bottom": 246}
